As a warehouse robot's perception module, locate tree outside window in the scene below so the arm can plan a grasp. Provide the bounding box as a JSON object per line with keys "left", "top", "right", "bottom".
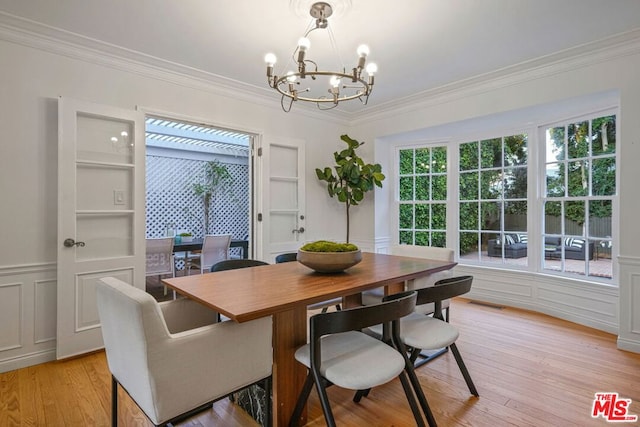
{"left": 543, "top": 114, "right": 615, "bottom": 279}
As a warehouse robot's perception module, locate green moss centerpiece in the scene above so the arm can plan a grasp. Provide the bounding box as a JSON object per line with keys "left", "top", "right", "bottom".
{"left": 297, "top": 240, "right": 362, "bottom": 273}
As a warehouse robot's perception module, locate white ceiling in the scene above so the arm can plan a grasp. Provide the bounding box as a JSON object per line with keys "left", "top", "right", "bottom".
{"left": 2, "top": 0, "right": 640, "bottom": 113}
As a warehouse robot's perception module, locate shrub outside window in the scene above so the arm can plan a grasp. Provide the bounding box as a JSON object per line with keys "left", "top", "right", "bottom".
{"left": 398, "top": 146, "right": 447, "bottom": 247}
{"left": 458, "top": 134, "right": 528, "bottom": 266}
{"left": 394, "top": 111, "right": 615, "bottom": 282}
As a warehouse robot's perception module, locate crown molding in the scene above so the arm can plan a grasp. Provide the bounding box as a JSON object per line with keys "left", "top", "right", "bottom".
{"left": 2, "top": 11, "right": 638, "bottom": 128}
{"left": 349, "top": 28, "right": 640, "bottom": 127}
{"left": 0, "top": 11, "right": 349, "bottom": 126}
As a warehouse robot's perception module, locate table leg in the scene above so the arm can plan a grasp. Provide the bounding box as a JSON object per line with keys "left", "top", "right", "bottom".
{"left": 343, "top": 281, "right": 405, "bottom": 309}
{"left": 272, "top": 306, "right": 308, "bottom": 426}
{"left": 343, "top": 292, "right": 362, "bottom": 308}
{"left": 384, "top": 281, "right": 405, "bottom": 296}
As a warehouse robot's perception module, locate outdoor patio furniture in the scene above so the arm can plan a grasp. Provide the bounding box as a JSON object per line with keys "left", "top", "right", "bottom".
{"left": 488, "top": 235, "right": 594, "bottom": 261}
{"left": 487, "top": 234, "right": 528, "bottom": 258}
{"left": 546, "top": 236, "right": 595, "bottom": 261}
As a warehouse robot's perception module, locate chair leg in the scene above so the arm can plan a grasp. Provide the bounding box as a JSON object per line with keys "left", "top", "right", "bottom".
{"left": 397, "top": 371, "right": 426, "bottom": 427}
{"left": 111, "top": 375, "right": 118, "bottom": 427}
{"left": 449, "top": 343, "right": 479, "bottom": 397}
{"left": 412, "top": 347, "right": 449, "bottom": 369}
{"left": 311, "top": 370, "right": 337, "bottom": 427}
{"left": 289, "top": 374, "right": 314, "bottom": 427}
{"left": 353, "top": 388, "right": 370, "bottom": 403}
{"left": 395, "top": 340, "right": 438, "bottom": 427}
{"left": 403, "top": 362, "right": 438, "bottom": 427}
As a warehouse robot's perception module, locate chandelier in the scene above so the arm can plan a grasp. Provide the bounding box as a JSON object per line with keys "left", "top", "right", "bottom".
{"left": 264, "top": 1, "right": 377, "bottom": 112}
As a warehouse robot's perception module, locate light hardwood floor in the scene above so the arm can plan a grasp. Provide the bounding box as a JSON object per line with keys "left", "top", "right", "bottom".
{"left": 1, "top": 298, "right": 639, "bottom": 426}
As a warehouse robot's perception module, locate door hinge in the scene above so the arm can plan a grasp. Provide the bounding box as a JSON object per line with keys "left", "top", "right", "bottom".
{"left": 257, "top": 147, "right": 263, "bottom": 157}
{"left": 257, "top": 213, "right": 263, "bottom": 221}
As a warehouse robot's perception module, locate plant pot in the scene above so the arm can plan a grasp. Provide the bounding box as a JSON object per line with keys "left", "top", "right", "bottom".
{"left": 297, "top": 249, "right": 362, "bottom": 273}
{"left": 181, "top": 236, "right": 193, "bottom": 243}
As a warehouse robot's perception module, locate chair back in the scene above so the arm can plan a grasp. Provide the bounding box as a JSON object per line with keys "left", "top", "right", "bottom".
{"left": 145, "top": 237, "right": 175, "bottom": 276}
{"left": 309, "top": 291, "right": 416, "bottom": 370}
{"left": 275, "top": 252, "right": 298, "bottom": 263}
{"left": 409, "top": 275, "right": 472, "bottom": 319}
{"left": 310, "top": 291, "right": 416, "bottom": 339}
{"left": 211, "top": 259, "right": 269, "bottom": 272}
{"left": 390, "top": 244, "right": 453, "bottom": 261}
{"left": 200, "top": 234, "right": 232, "bottom": 271}
{"left": 96, "top": 277, "right": 170, "bottom": 418}
{"left": 390, "top": 244, "right": 454, "bottom": 291}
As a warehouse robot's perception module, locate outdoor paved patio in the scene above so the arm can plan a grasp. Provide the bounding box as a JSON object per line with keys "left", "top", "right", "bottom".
{"left": 461, "top": 252, "right": 613, "bottom": 279}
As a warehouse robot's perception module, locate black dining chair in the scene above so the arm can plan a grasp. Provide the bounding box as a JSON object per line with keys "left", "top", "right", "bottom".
{"left": 275, "top": 252, "right": 298, "bottom": 263}
{"left": 211, "top": 259, "right": 269, "bottom": 272}
{"left": 354, "top": 275, "right": 478, "bottom": 404}
{"left": 289, "top": 290, "right": 437, "bottom": 427}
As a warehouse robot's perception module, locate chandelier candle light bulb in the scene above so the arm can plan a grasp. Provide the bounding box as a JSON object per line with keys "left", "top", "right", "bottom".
{"left": 265, "top": 53, "right": 277, "bottom": 79}
{"left": 264, "top": 1, "right": 377, "bottom": 112}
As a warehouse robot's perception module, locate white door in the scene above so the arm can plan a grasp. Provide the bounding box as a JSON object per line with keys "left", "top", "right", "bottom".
{"left": 257, "top": 137, "right": 306, "bottom": 261}
{"left": 57, "top": 97, "right": 145, "bottom": 359}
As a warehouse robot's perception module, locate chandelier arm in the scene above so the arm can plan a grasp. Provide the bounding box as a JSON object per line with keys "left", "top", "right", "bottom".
{"left": 317, "top": 101, "right": 339, "bottom": 110}
{"left": 304, "top": 59, "right": 319, "bottom": 73}
{"left": 281, "top": 94, "right": 294, "bottom": 113}
{"left": 287, "top": 20, "right": 317, "bottom": 70}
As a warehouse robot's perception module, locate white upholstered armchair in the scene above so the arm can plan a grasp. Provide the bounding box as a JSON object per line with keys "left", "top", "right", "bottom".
{"left": 96, "top": 277, "right": 273, "bottom": 426}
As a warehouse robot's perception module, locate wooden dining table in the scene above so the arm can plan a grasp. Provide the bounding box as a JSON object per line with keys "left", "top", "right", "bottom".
{"left": 162, "top": 251, "right": 456, "bottom": 426}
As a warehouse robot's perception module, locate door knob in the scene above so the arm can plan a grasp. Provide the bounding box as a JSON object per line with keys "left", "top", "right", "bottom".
{"left": 292, "top": 227, "right": 305, "bottom": 234}
{"left": 63, "top": 238, "right": 86, "bottom": 248}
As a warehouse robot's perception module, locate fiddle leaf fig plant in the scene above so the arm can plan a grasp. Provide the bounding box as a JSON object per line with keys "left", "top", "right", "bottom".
{"left": 316, "top": 134, "right": 385, "bottom": 243}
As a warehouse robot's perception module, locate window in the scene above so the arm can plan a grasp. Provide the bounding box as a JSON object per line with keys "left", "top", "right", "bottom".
{"left": 458, "top": 134, "right": 528, "bottom": 265}
{"left": 398, "top": 146, "right": 448, "bottom": 247}
{"left": 542, "top": 114, "right": 615, "bottom": 279}
{"left": 392, "top": 108, "right": 616, "bottom": 283}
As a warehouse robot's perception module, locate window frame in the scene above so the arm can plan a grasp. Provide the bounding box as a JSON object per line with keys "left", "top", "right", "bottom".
{"left": 391, "top": 108, "right": 618, "bottom": 285}
{"left": 396, "top": 143, "right": 450, "bottom": 248}
{"left": 538, "top": 110, "right": 618, "bottom": 282}
{"left": 457, "top": 133, "right": 529, "bottom": 266}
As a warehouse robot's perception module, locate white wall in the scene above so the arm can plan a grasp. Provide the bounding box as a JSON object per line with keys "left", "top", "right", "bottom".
{"left": 348, "top": 34, "right": 640, "bottom": 352}
{"left": 0, "top": 30, "right": 350, "bottom": 371}
{"left": 2, "top": 17, "right": 639, "bottom": 373}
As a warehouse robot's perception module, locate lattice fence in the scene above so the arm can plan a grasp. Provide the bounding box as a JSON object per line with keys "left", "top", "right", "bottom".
{"left": 146, "top": 156, "right": 249, "bottom": 246}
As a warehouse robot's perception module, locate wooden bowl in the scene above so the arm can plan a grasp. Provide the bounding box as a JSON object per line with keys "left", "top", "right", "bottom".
{"left": 297, "top": 249, "right": 362, "bottom": 273}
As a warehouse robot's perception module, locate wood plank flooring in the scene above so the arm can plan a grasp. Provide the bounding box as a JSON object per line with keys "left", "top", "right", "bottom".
{"left": 1, "top": 298, "right": 639, "bottom": 426}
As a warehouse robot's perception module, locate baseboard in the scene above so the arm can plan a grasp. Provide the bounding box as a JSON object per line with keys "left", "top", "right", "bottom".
{"left": 617, "top": 337, "right": 640, "bottom": 354}
{"left": 0, "top": 349, "right": 56, "bottom": 373}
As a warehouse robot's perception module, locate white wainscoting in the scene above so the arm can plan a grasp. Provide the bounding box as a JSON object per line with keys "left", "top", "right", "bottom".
{"left": 456, "top": 265, "right": 618, "bottom": 334}
{"left": 618, "top": 257, "right": 640, "bottom": 353}
{"left": 0, "top": 263, "right": 57, "bottom": 373}
{"left": 372, "top": 242, "right": 619, "bottom": 335}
